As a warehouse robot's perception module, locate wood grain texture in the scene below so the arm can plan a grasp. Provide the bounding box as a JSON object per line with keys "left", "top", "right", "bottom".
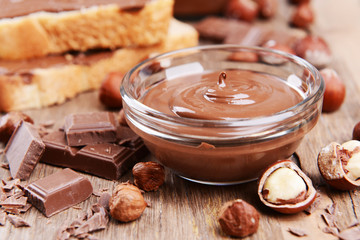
{"left": 1, "top": 0, "right": 360, "bottom": 239}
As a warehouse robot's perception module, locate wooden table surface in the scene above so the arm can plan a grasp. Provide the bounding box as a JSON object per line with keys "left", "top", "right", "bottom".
{"left": 1, "top": 0, "right": 360, "bottom": 239}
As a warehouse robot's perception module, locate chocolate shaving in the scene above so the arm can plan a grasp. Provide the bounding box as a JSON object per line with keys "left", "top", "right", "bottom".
{"left": 98, "top": 192, "right": 111, "bottom": 211}
{"left": 0, "top": 210, "right": 6, "bottom": 225}
{"left": 18, "top": 203, "right": 32, "bottom": 213}
{"left": 3, "top": 207, "right": 20, "bottom": 215}
{"left": 72, "top": 206, "right": 82, "bottom": 210}
{"left": 0, "top": 195, "right": 27, "bottom": 207}
{"left": 0, "top": 162, "right": 9, "bottom": 169}
{"left": 1, "top": 179, "right": 20, "bottom": 191}
{"left": 304, "top": 193, "right": 321, "bottom": 214}
{"left": 325, "top": 203, "right": 336, "bottom": 215}
{"left": 322, "top": 226, "right": 339, "bottom": 235}
{"left": 92, "top": 191, "right": 101, "bottom": 197}
{"left": 337, "top": 225, "right": 360, "bottom": 240}
{"left": 7, "top": 214, "right": 30, "bottom": 227}
{"left": 288, "top": 227, "right": 308, "bottom": 237}
{"left": 322, "top": 213, "right": 339, "bottom": 230}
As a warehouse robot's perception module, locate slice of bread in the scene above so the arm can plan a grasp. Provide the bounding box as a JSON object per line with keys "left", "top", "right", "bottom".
{"left": 0, "top": 19, "right": 199, "bottom": 112}
{"left": 0, "top": 0, "right": 173, "bottom": 60}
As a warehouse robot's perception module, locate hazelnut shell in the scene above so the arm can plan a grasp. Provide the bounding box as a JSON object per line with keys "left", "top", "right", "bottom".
{"left": 258, "top": 160, "right": 317, "bottom": 214}
{"left": 317, "top": 142, "right": 360, "bottom": 190}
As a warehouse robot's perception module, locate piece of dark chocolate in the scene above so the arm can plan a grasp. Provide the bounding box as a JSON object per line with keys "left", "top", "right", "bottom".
{"left": 25, "top": 168, "right": 93, "bottom": 217}
{"left": 4, "top": 121, "right": 45, "bottom": 180}
{"left": 7, "top": 214, "right": 30, "bottom": 227}
{"left": 64, "top": 112, "right": 117, "bottom": 146}
{"left": 40, "top": 129, "right": 147, "bottom": 180}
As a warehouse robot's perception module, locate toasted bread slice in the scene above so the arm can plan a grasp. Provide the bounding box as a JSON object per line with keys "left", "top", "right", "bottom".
{"left": 0, "top": 19, "right": 199, "bottom": 112}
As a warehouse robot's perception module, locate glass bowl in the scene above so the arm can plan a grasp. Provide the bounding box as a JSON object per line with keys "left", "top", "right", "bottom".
{"left": 120, "top": 45, "right": 324, "bottom": 185}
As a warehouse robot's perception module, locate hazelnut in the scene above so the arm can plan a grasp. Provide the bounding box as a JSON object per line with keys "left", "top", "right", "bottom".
{"left": 291, "top": 3, "right": 314, "bottom": 28}
{"left": 289, "top": 0, "right": 310, "bottom": 4}
{"left": 261, "top": 40, "right": 296, "bottom": 65}
{"left": 318, "top": 141, "right": 360, "bottom": 190}
{"left": 99, "top": 72, "right": 124, "bottom": 108}
{"left": 258, "top": 160, "right": 317, "bottom": 214}
{"left": 294, "top": 35, "right": 332, "bottom": 68}
{"left": 218, "top": 199, "right": 260, "bottom": 238}
{"left": 0, "top": 112, "right": 34, "bottom": 144}
{"left": 109, "top": 182, "right": 147, "bottom": 222}
{"left": 225, "top": 0, "right": 259, "bottom": 22}
{"left": 320, "top": 68, "right": 346, "bottom": 113}
{"left": 132, "top": 161, "right": 165, "bottom": 191}
{"left": 352, "top": 121, "right": 360, "bottom": 141}
{"left": 257, "top": 0, "right": 277, "bottom": 19}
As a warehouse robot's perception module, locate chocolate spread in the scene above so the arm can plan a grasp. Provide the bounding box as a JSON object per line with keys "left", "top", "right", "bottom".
{"left": 131, "top": 70, "right": 318, "bottom": 183}
{"left": 141, "top": 70, "right": 304, "bottom": 120}
{"left": 0, "top": 0, "right": 149, "bottom": 19}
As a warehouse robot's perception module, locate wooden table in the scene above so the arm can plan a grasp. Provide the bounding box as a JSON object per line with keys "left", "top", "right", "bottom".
{"left": 1, "top": 0, "right": 360, "bottom": 239}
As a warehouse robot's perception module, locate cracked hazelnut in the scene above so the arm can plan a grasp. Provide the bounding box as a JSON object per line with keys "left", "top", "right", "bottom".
{"left": 0, "top": 112, "right": 34, "bottom": 144}
{"left": 218, "top": 199, "right": 260, "bottom": 238}
{"left": 225, "top": 0, "right": 259, "bottom": 22}
{"left": 109, "top": 182, "right": 147, "bottom": 222}
{"left": 99, "top": 72, "right": 124, "bottom": 108}
{"left": 294, "top": 35, "right": 332, "bottom": 68}
{"left": 258, "top": 160, "right": 317, "bottom": 214}
{"left": 133, "top": 161, "right": 165, "bottom": 191}
{"left": 320, "top": 68, "right": 346, "bottom": 113}
{"left": 318, "top": 141, "right": 360, "bottom": 190}
{"left": 291, "top": 3, "right": 314, "bottom": 28}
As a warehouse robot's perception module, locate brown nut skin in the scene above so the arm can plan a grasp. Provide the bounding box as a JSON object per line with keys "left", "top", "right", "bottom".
{"left": 258, "top": 160, "right": 317, "bottom": 214}
{"left": 352, "top": 122, "right": 360, "bottom": 141}
{"left": 218, "top": 199, "right": 260, "bottom": 238}
{"left": 99, "top": 72, "right": 124, "bottom": 108}
{"left": 109, "top": 182, "right": 147, "bottom": 222}
{"left": 294, "top": 35, "right": 332, "bottom": 69}
{"left": 0, "top": 112, "right": 34, "bottom": 144}
{"left": 225, "top": 0, "right": 259, "bottom": 22}
{"left": 317, "top": 142, "right": 360, "bottom": 190}
{"left": 320, "top": 68, "right": 346, "bottom": 113}
{"left": 133, "top": 161, "right": 165, "bottom": 191}
{"left": 257, "top": 0, "right": 277, "bottom": 19}
{"left": 291, "top": 3, "right": 314, "bottom": 28}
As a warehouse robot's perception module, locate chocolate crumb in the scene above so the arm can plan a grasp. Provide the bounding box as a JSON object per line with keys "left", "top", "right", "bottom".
{"left": 0, "top": 210, "right": 6, "bottom": 225}
{"left": 288, "top": 227, "right": 308, "bottom": 237}
{"left": 304, "top": 193, "right": 321, "bottom": 214}
{"left": 337, "top": 225, "right": 360, "bottom": 240}
{"left": 0, "top": 162, "right": 8, "bottom": 169}
{"left": 325, "top": 203, "right": 336, "bottom": 215}
{"left": 7, "top": 214, "right": 30, "bottom": 227}
{"left": 322, "top": 213, "right": 339, "bottom": 229}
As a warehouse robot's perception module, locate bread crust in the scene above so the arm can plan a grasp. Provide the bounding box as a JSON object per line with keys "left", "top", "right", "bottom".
{"left": 0, "top": 19, "right": 199, "bottom": 112}
{"left": 0, "top": 0, "right": 173, "bottom": 60}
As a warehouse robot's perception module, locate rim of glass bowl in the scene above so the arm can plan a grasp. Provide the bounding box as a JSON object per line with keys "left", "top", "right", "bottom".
{"left": 120, "top": 45, "right": 324, "bottom": 128}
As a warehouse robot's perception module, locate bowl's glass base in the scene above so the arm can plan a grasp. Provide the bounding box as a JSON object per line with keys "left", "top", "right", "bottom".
{"left": 176, "top": 153, "right": 301, "bottom": 186}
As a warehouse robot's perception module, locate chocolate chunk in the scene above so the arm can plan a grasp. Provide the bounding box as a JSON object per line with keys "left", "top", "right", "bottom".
{"left": 0, "top": 195, "right": 27, "bottom": 207}
{"left": 64, "top": 112, "right": 117, "bottom": 146}
{"left": 116, "top": 126, "right": 142, "bottom": 149}
{"left": 25, "top": 168, "right": 93, "bottom": 217}
{"left": 4, "top": 121, "right": 45, "bottom": 180}
{"left": 0, "top": 112, "right": 34, "bottom": 144}
{"left": 40, "top": 130, "right": 147, "bottom": 180}
{"left": 7, "top": 214, "right": 30, "bottom": 227}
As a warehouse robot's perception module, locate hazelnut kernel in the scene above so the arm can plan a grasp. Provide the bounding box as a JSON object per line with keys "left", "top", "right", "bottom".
{"left": 263, "top": 167, "right": 307, "bottom": 204}
{"left": 218, "top": 199, "right": 260, "bottom": 238}
{"left": 320, "top": 68, "right": 346, "bottom": 113}
{"left": 109, "top": 182, "right": 147, "bottom": 222}
{"left": 341, "top": 141, "right": 360, "bottom": 181}
{"left": 133, "top": 161, "right": 165, "bottom": 191}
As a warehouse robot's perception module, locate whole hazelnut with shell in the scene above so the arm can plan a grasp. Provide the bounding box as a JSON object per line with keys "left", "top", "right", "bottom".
{"left": 218, "top": 199, "right": 260, "bottom": 238}
{"left": 320, "top": 68, "right": 346, "bottom": 113}
{"left": 109, "top": 182, "right": 147, "bottom": 222}
{"left": 133, "top": 161, "right": 165, "bottom": 191}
